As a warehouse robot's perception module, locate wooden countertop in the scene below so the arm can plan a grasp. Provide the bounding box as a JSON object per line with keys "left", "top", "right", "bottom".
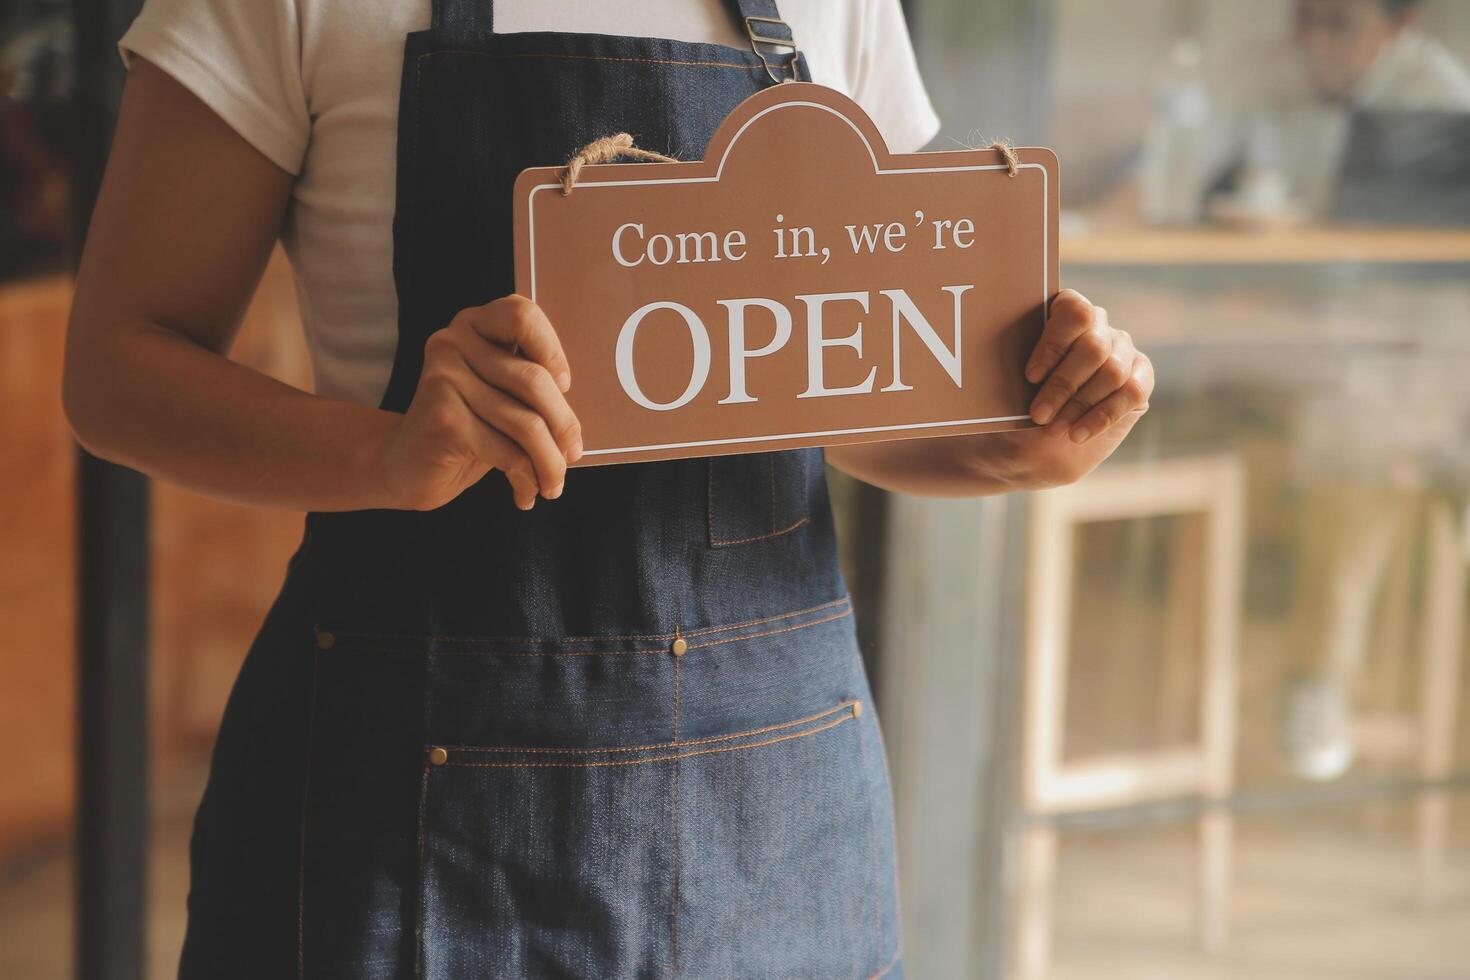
{"left": 1060, "top": 226, "right": 1470, "bottom": 267}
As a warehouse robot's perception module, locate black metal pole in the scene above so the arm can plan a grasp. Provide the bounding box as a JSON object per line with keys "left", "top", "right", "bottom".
{"left": 69, "top": 1, "right": 149, "bottom": 978}
{"left": 75, "top": 459, "right": 150, "bottom": 980}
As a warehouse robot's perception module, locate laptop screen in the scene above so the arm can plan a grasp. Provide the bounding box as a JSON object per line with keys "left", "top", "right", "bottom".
{"left": 1332, "top": 109, "right": 1470, "bottom": 227}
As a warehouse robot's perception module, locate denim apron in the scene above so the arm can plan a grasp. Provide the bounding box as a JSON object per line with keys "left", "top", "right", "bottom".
{"left": 176, "top": 1, "right": 903, "bottom": 977}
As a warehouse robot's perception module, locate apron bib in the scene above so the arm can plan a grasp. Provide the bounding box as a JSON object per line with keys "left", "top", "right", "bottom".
{"left": 179, "top": 3, "right": 904, "bottom": 977}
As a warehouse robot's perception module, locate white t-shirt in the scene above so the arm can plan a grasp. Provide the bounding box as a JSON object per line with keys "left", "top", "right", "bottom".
{"left": 117, "top": 0, "right": 942, "bottom": 407}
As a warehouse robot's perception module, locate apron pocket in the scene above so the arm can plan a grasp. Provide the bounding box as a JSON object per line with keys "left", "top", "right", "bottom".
{"left": 416, "top": 700, "right": 869, "bottom": 978}
{"left": 416, "top": 747, "right": 674, "bottom": 979}
{"left": 671, "top": 699, "right": 887, "bottom": 978}
{"left": 707, "top": 449, "right": 812, "bottom": 547}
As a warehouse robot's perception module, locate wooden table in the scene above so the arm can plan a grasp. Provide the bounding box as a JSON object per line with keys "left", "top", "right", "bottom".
{"left": 1061, "top": 226, "right": 1470, "bottom": 267}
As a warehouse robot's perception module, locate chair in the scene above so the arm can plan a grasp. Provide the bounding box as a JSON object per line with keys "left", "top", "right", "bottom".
{"left": 1016, "top": 454, "right": 1246, "bottom": 978}
{"left": 1351, "top": 498, "right": 1465, "bottom": 906}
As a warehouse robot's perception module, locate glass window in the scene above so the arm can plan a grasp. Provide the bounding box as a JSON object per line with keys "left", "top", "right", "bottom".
{"left": 883, "top": 1, "right": 1470, "bottom": 976}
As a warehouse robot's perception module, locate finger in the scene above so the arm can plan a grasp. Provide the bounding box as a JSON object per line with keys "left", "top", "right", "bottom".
{"left": 1068, "top": 354, "right": 1154, "bottom": 444}
{"left": 440, "top": 389, "right": 541, "bottom": 509}
{"left": 443, "top": 356, "right": 569, "bottom": 499}
{"left": 1029, "top": 314, "right": 1113, "bottom": 426}
{"left": 453, "top": 337, "right": 583, "bottom": 463}
{"left": 480, "top": 430, "right": 543, "bottom": 511}
{"left": 1045, "top": 330, "right": 1136, "bottom": 437}
{"left": 461, "top": 296, "right": 572, "bottom": 393}
{"left": 1026, "top": 289, "right": 1096, "bottom": 385}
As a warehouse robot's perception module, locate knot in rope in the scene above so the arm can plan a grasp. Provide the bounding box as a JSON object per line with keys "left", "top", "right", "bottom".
{"left": 988, "top": 139, "right": 1020, "bottom": 178}
{"left": 560, "top": 133, "right": 680, "bottom": 195}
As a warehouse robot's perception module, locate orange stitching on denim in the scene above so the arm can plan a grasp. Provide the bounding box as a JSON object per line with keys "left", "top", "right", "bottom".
{"left": 443, "top": 706, "right": 858, "bottom": 769}
{"left": 708, "top": 454, "right": 812, "bottom": 547}
{"left": 869, "top": 947, "right": 903, "bottom": 979}
{"left": 414, "top": 764, "right": 432, "bottom": 979}
{"left": 712, "top": 514, "right": 811, "bottom": 547}
{"left": 769, "top": 456, "right": 777, "bottom": 533}
{"left": 445, "top": 701, "right": 854, "bottom": 756}
{"left": 447, "top": 647, "right": 656, "bottom": 656}
{"left": 322, "top": 596, "right": 851, "bottom": 652}
{"left": 672, "top": 636, "right": 682, "bottom": 742}
{"left": 296, "top": 649, "right": 320, "bottom": 980}
{"left": 680, "top": 596, "right": 849, "bottom": 638}
{"left": 872, "top": 705, "right": 904, "bottom": 972}
{"left": 854, "top": 709, "right": 885, "bottom": 971}
{"left": 684, "top": 607, "right": 851, "bottom": 651}
{"left": 707, "top": 457, "right": 718, "bottom": 547}
{"left": 420, "top": 49, "right": 756, "bottom": 72}
{"left": 670, "top": 650, "right": 681, "bottom": 976}
{"left": 358, "top": 643, "right": 665, "bottom": 657}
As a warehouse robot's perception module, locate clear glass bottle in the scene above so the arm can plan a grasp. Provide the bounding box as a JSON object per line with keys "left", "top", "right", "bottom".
{"left": 1141, "top": 39, "right": 1211, "bottom": 226}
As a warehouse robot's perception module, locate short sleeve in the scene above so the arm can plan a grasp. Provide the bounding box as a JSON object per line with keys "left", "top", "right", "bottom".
{"left": 117, "top": 0, "right": 310, "bottom": 175}
{"left": 851, "top": 0, "right": 942, "bottom": 154}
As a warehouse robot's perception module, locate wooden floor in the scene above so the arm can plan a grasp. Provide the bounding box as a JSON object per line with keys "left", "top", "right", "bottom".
{"left": 1051, "top": 810, "right": 1470, "bottom": 980}
{"left": 0, "top": 762, "right": 1464, "bottom": 979}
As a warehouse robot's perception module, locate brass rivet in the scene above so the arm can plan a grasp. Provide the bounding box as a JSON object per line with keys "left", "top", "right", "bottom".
{"left": 852, "top": 700, "right": 863, "bottom": 718}
{"left": 671, "top": 637, "right": 688, "bottom": 657}
{"left": 428, "top": 746, "right": 448, "bottom": 766}
{"left": 315, "top": 630, "right": 335, "bottom": 651}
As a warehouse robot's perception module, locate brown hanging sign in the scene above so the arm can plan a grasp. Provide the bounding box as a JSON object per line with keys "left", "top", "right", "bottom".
{"left": 513, "top": 82, "right": 1059, "bottom": 466}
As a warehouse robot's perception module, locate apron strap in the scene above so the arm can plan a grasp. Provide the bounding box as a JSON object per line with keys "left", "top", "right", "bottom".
{"left": 726, "top": 0, "right": 801, "bottom": 83}
{"left": 431, "top": 0, "right": 800, "bottom": 64}
{"left": 431, "top": 0, "right": 491, "bottom": 38}
{"left": 429, "top": 0, "right": 490, "bottom": 39}
{"left": 727, "top": 0, "right": 794, "bottom": 44}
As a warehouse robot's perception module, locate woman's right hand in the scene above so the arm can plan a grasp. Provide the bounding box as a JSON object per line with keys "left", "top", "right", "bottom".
{"left": 64, "top": 61, "right": 579, "bottom": 516}
{"left": 380, "top": 295, "right": 583, "bottom": 512}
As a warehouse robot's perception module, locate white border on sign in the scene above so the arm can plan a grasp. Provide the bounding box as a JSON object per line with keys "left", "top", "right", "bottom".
{"left": 526, "top": 99, "right": 1051, "bottom": 459}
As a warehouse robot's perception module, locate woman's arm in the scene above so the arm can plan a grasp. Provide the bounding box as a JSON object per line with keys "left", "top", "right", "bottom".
{"left": 826, "top": 291, "right": 1154, "bottom": 496}
{"left": 64, "top": 58, "right": 580, "bottom": 513}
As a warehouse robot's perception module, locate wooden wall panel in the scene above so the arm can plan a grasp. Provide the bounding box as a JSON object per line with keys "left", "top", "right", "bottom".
{"left": 0, "top": 246, "right": 312, "bottom": 860}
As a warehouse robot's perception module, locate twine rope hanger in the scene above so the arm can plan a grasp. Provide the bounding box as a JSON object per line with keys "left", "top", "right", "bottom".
{"left": 557, "top": 131, "right": 1021, "bottom": 194}
{"left": 988, "top": 138, "right": 1021, "bottom": 177}
{"left": 560, "top": 133, "right": 678, "bottom": 195}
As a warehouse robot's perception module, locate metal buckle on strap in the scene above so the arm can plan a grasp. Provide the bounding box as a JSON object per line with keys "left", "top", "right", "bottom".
{"left": 745, "top": 15, "right": 799, "bottom": 84}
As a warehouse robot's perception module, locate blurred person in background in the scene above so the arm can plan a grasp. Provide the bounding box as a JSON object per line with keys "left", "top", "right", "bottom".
{"left": 1209, "top": 0, "right": 1470, "bottom": 221}
{"left": 1131, "top": 0, "right": 1470, "bottom": 781}
{"left": 1295, "top": 0, "right": 1470, "bottom": 107}
{"left": 1217, "top": 0, "right": 1470, "bottom": 782}
{"left": 1137, "top": 0, "right": 1470, "bottom": 226}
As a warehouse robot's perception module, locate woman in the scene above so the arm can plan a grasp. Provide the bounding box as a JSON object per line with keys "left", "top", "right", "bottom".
{"left": 63, "top": 0, "right": 1152, "bottom": 976}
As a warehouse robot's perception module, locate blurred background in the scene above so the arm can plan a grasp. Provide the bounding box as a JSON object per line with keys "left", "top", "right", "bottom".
{"left": 3, "top": 0, "right": 1469, "bottom": 978}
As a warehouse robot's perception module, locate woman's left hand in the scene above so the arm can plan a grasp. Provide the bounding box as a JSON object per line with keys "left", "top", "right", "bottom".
{"left": 826, "top": 288, "right": 1154, "bottom": 496}
{"left": 1024, "top": 288, "right": 1153, "bottom": 444}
